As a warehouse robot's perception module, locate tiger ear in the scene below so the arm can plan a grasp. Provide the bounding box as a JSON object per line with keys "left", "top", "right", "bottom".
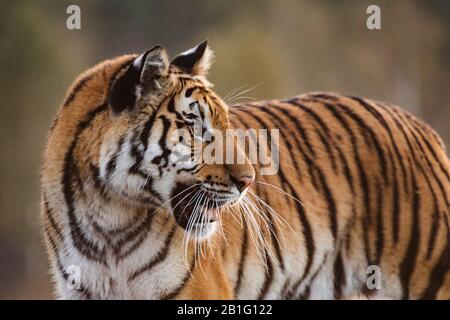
{"left": 110, "top": 46, "right": 169, "bottom": 114}
{"left": 171, "top": 40, "right": 213, "bottom": 76}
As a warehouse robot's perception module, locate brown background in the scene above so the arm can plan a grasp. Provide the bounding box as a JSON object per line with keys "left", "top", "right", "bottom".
{"left": 0, "top": 0, "right": 449, "bottom": 299}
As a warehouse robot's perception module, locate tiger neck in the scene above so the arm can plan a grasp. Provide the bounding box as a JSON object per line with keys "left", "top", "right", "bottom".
{"left": 79, "top": 187, "right": 171, "bottom": 248}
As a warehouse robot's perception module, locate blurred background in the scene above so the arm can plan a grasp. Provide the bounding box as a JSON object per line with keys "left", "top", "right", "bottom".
{"left": 0, "top": 0, "right": 449, "bottom": 299}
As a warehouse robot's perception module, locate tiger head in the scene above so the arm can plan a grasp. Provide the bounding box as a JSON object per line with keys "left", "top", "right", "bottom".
{"left": 102, "top": 41, "right": 255, "bottom": 238}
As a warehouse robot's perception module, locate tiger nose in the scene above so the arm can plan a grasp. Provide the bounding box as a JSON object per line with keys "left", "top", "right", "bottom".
{"left": 230, "top": 175, "right": 254, "bottom": 192}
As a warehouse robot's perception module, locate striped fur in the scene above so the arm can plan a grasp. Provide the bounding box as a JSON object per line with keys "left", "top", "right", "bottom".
{"left": 41, "top": 43, "right": 450, "bottom": 299}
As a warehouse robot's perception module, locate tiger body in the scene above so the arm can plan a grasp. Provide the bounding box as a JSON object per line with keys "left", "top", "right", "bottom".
{"left": 41, "top": 42, "right": 450, "bottom": 300}
{"left": 228, "top": 95, "right": 450, "bottom": 300}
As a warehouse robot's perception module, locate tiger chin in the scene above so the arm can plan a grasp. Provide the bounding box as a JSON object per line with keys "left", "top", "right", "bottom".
{"left": 41, "top": 41, "right": 450, "bottom": 300}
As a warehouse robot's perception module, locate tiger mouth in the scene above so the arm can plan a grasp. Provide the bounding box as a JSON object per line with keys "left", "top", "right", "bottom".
{"left": 170, "top": 183, "right": 228, "bottom": 229}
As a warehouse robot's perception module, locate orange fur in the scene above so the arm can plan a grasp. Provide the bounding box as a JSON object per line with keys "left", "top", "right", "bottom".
{"left": 41, "top": 46, "right": 450, "bottom": 300}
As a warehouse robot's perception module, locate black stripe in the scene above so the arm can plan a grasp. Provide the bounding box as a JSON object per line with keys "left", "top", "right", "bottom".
{"left": 177, "top": 163, "right": 205, "bottom": 174}
{"left": 254, "top": 183, "right": 285, "bottom": 271}
{"left": 105, "top": 135, "right": 125, "bottom": 180}
{"left": 115, "top": 209, "right": 155, "bottom": 262}
{"left": 315, "top": 128, "right": 338, "bottom": 172}
{"left": 129, "top": 128, "right": 146, "bottom": 175}
{"left": 43, "top": 193, "right": 63, "bottom": 241}
{"left": 257, "top": 250, "right": 274, "bottom": 299}
{"left": 426, "top": 186, "right": 441, "bottom": 260}
{"left": 198, "top": 103, "right": 206, "bottom": 123}
{"left": 244, "top": 105, "right": 319, "bottom": 190}
{"left": 420, "top": 236, "right": 450, "bottom": 299}
{"left": 409, "top": 120, "right": 450, "bottom": 206}
{"left": 161, "top": 257, "right": 195, "bottom": 300}
{"left": 258, "top": 104, "right": 320, "bottom": 186}
{"left": 308, "top": 93, "right": 339, "bottom": 101}
{"left": 284, "top": 99, "right": 332, "bottom": 137}
{"left": 103, "top": 210, "right": 146, "bottom": 237}
{"left": 231, "top": 107, "right": 298, "bottom": 188}
{"left": 408, "top": 122, "right": 450, "bottom": 207}
{"left": 338, "top": 102, "right": 389, "bottom": 186}
{"left": 285, "top": 99, "right": 353, "bottom": 192}
{"left": 151, "top": 116, "right": 172, "bottom": 173}
{"left": 336, "top": 145, "right": 355, "bottom": 194}
{"left": 177, "top": 163, "right": 201, "bottom": 174}
{"left": 89, "top": 163, "right": 110, "bottom": 200}
{"left": 391, "top": 159, "right": 402, "bottom": 244}
{"left": 45, "top": 231, "right": 93, "bottom": 299}
{"left": 280, "top": 277, "right": 291, "bottom": 299}
{"left": 128, "top": 225, "right": 177, "bottom": 282}
{"left": 185, "top": 87, "right": 196, "bottom": 98}
{"left": 399, "top": 174, "right": 421, "bottom": 299}
{"left": 167, "top": 94, "right": 183, "bottom": 120}
{"left": 42, "top": 205, "right": 92, "bottom": 298}
{"left": 407, "top": 114, "right": 450, "bottom": 182}
{"left": 268, "top": 179, "right": 316, "bottom": 288}
{"left": 116, "top": 230, "right": 148, "bottom": 263}
{"left": 316, "top": 168, "right": 338, "bottom": 239}
{"left": 374, "top": 178, "right": 385, "bottom": 265}
{"left": 63, "top": 73, "right": 95, "bottom": 107}
{"left": 350, "top": 97, "right": 410, "bottom": 194}
{"left": 43, "top": 226, "right": 59, "bottom": 254}
{"left": 396, "top": 110, "right": 449, "bottom": 207}
{"left": 62, "top": 103, "right": 108, "bottom": 264}
{"left": 408, "top": 115, "right": 446, "bottom": 150}
{"left": 296, "top": 253, "right": 328, "bottom": 300}
{"left": 49, "top": 115, "right": 59, "bottom": 131}
{"left": 140, "top": 96, "right": 167, "bottom": 149}
{"left": 241, "top": 105, "right": 304, "bottom": 183}
{"left": 333, "top": 253, "right": 346, "bottom": 299}
{"left": 234, "top": 221, "right": 248, "bottom": 297}
{"left": 269, "top": 105, "right": 316, "bottom": 158}
{"left": 143, "top": 177, "right": 163, "bottom": 203}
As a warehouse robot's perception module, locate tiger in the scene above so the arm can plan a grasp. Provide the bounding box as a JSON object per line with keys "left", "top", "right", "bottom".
{"left": 41, "top": 40, "right": 450, "bottom": 300}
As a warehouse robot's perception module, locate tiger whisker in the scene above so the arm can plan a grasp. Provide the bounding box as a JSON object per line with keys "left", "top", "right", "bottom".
{"left": 226, "top": 84, "right": 252, "bottom": 101}
{"left": 216, "top": 199, "right": 229, "bottom": 248}
{"left": 223, "top": 84, "right": 248, "bottom": 103}
{"left": 246, "top": 195, "right": 288, "bottom": 249}
{"left": 195, "top": 192, "right": 209, "bottom": 275}
{"left": 170, "top": 185, "right": 202, "bottom": 217}
{"left": 200, "top": 196, "right": 209, "bottom": 258}
{"left": 183, "top": 190, "right": 203, "bottom": 247}
{"left": 238, "top": 199, "right": 269, "bottom": 268}
{"left": 228, "top": 96, "right": 258, "bottom": 104}
{"left": 241, "top": 196, "right": 274, "bottom": 243}
{"left": 242, "top": 195, "right": 287, "bottom": 255}
{"left": 247, "top": 188, "right": 294, "bottom": 234}
{"left": 255, "top": 181, "right": 304, "bottom": 207}
{"left": 182, "top": 190, "right": 204, "bottom": 268}
{"left": 226, "top": 84, "right": 260, "bottom": 104}
{"left": 150, "top": 183, "right": 203, "bottom": 217}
